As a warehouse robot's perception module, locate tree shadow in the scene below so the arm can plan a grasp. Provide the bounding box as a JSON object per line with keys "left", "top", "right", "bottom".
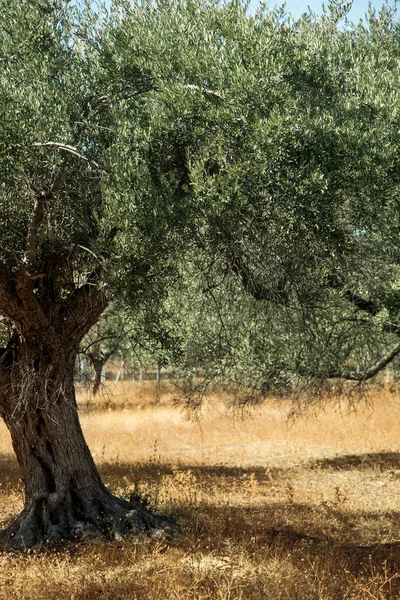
{"left": 97, "top": 460, "right": 400, "bottom": 550}
{"left": 260, "top": 519, "right": 400, "bottom": 579}
{"left": 185, "top": 500, "right": 400, "bottom": 591}
{"left": 311, "top": 451, "right": 400, "bottom": 471}
{"left": 3, "top": 455, "right": 400, "bottom": 589}
{"left": 98, "top": 461, "right": 286, "bottom": 482}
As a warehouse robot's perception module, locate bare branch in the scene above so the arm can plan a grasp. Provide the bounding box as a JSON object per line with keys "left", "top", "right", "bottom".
{"left": 333, "top": 341, "right": 400, "bottom": 382}
{"left": 341, "top": 290, "right": 400, "bottom": 336}
{"left": 327, "top": 275, "right": 400, "bottom": 336}
{"left": 25, "top": 194, "right": 45, "bottom": 267}
{"left": 0, "top": 141, "right": 101, "bottom": 169}
{"left": 31, "top": 143, "right": 101, "bottom": 168}
{"left": 342, "top": 289, "right": 379, "bottom": 316}
{"left": 300, "top": 341, "right": 400, "bottom": 383}
{"left": 356, "top": 341, "right": 400, "bottom": 381}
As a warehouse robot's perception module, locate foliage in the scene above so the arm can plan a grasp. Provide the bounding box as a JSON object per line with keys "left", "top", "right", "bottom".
{"left": 1, "top": 0, "right": 400, "bottom": 398}
{"left": 146, "top": 0, "right": 400, "bottom": 398}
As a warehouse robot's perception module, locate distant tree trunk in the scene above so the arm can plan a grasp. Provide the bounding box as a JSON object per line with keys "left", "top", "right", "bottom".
{"left": 114, "top": 354, "right": 125, "bottom": 383}
{"left": 91, "top": 356, "right": 107, "bottom": 396}
{"left": 156, "top": 365, "right": 161, "bottom": 387}
{"left": 87, "top": 323, "right": 113, "bottom": 396}
{"left": 0, "top": 271, "right": 172, "bottom": 549}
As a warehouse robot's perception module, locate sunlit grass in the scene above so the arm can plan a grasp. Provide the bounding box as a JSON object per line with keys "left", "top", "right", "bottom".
{"left": 1, "top": 382, "right": 400, "bottom": 599}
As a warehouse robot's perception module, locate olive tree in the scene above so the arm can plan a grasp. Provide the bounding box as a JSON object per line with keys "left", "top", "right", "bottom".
{"left": 0, "top": 0, "right": 191, "bottom": 547}
{"left": 0, "top": 0, "right": 265, "bottom": 548}
{"left": 1, "top": 0, "right": 400, "bottom": 549}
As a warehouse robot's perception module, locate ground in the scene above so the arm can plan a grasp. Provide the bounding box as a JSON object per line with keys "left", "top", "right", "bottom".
{"left": 1, "top": 381, "right": 400, "bottom": 599}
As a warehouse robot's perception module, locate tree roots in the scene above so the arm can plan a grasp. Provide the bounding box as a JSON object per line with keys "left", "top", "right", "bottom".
{"left": 0, "top": 490, "right": 176, "bottom": 550}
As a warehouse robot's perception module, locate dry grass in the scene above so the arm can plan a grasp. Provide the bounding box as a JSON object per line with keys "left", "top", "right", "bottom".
{"left": 1, "top": 382, "right": 400, "bottom": 599}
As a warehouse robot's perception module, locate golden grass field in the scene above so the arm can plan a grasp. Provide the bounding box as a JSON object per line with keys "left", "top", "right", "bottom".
{"left": 1, "top": 381, "right": 400, "bottom": 599}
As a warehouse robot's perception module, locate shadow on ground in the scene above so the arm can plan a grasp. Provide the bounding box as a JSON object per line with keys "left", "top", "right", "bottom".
{"left": 183, "top": 500, "right": 400, "bottom": 595}
{"left": 2, "top": 455, "right": 400, "bottom": 581}
{"left": 99, "top": 461, "right": 286, "bottom": 482}
{"left": 99, "top": 451, "right": 400, "bottom": 482}
{"left": 311, "top": 451, "right": 400, "bottom": 471}
{"left": 98, "top": 460, "right": 400, "bottom": 550}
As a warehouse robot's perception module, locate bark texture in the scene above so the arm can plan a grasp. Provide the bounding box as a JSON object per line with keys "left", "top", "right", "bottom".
{"left": 0, "top": 265, "right": 173, "bottom": 549}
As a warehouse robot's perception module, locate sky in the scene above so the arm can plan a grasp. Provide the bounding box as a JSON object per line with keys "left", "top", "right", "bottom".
{"left": 98, "top": 0, "right": 396, "bottom": 22}
{"left": 253, "top": 0, "right": 395, "bottom": 22}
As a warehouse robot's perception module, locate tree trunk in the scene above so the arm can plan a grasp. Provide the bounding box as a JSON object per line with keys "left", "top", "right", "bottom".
{"left": 0, "top": 263, "right": 174, "bottom": 549}
{"left": 0, "top": 342, "right": 172, "bottom": 550}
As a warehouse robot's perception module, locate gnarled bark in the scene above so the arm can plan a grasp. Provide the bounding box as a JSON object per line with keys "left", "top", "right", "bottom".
{"left": 0, "top": 340, "right": 173, "bottom": 549}
{"left": 0, "top": 268, "right": 174, "bottom": 549}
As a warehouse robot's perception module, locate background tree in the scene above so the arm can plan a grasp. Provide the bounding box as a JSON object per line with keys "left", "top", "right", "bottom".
{"left": 79, "top": 306, "right": 132, "bottom": 396}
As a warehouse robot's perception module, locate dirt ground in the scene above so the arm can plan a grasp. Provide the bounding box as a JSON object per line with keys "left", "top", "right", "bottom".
{"left": 1, "top": 382, "right": 400, "bottom": 599}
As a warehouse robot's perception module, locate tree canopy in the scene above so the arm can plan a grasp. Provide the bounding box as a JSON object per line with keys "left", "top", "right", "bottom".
{"left": 96, "top": 0, "right": 400, "bottom": 399}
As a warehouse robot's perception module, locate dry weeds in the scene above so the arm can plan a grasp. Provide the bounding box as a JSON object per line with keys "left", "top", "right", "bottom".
{"left": 1, "top": 383, "right": 400, "bottom": 599}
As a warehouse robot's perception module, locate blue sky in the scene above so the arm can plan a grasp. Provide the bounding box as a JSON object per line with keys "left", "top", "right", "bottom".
{"left": 98, "top": 0, "right": 397, "bottom": 22}
{"left": 252, "top": 0, "right": 395, "bottom": 21}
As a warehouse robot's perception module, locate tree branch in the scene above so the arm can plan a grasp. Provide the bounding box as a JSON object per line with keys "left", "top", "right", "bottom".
{"left": 357, "top": 341, "right": 400, "bottom": 380}
{"left": 24, "top": 158, "right": 67, "bottom": 270}
{"left": 326, "top": 275, "right": 400, "bottom": 336}
{"left": 0, "top": 262, "right": 70, "bottom": 370}
{"left": 336, "top": 341, "right": 400, "bottom": 382}
{"left": 342, "top": 289, "right": 379, "bottom": 316}
{"left": 0, "top": 262, "right": 23, "bottom": 320}
{"left": 25, "top": 195, "right": 45, "bottom": 267}
{"left": 341, "top": 290, "right": 400, "bottom": 336}
{"left": 0, "top": 141, "right": 102, "bottom": 169}
{"left": 61, "top": 283, "right": 109, "bottom": 347}
{"left": 231, "top": 254, "right": 288, "bottom": 305}
{"left": 0, "top": 346, "right": 13, "bottom": 418}
{"left": 298, "top": 341, "right": 400, "bottom": 383}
